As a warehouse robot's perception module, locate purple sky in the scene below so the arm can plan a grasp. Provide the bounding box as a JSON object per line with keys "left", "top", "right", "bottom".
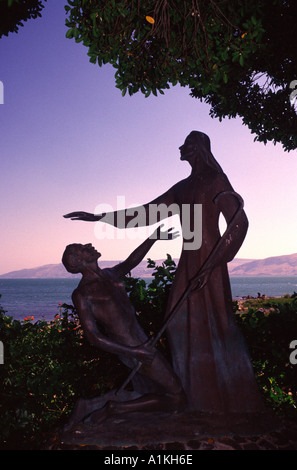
{"left": 0, "top": 2, "right": 297, "bottom": 275}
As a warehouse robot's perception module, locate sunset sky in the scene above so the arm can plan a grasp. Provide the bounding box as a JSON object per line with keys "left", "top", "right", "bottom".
{"left": 1, "top": 2, "right": 297, "bottom": 275}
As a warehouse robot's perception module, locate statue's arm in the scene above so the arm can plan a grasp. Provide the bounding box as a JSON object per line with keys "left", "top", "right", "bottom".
{"left": 63, "top": 184, "right": 177, "bottom": 227}
{"left": 191, "top": 189, "right": 248, "bottom": 291}
{"left": 114, "top": 226, "right": 179, "bottom": 277}
{"left": 216, "top": 190, "right": 249, "bottom": 263}
{"left": 72, "top": 291, "right": 155, "bottom": 364}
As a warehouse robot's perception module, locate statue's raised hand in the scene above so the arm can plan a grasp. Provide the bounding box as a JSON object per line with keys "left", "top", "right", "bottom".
{"left": 150, "top": 224, "right": 180, "bottom": 240}
{"left": 63, "top": 211, "right": 106, "bottom": 222}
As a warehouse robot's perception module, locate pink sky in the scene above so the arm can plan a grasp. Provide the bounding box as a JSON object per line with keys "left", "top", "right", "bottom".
{"left": 0, "top": 2, "right": 297, "bottom": 275}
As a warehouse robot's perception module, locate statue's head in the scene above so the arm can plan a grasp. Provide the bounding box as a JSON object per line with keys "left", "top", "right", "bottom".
{"left": 179, "top": 131, "right": 222, "bottom": 172}
{"left": 62, "top": 243, "right": 101, "bottom": 274}
{"left": 190, "top": 131, "right": 211, "bottom": 151}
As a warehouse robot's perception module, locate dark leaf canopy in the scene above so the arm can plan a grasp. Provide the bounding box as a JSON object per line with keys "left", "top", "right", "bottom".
{"left": 62, "top": 0, "right": 296, "bottom": 151}
{"left": 0, "top": 0, "right": 47, "bottom": 38}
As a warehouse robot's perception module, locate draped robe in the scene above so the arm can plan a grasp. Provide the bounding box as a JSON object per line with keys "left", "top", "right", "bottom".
{"left": 125, "top": 169, "right": 265, "bottom": 413}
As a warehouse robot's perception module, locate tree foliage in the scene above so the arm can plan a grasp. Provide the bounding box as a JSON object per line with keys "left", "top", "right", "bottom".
{"left": 65, "top": 0, "right": 297, "bottom": 151}
{"left": 0, "top": 0, "right": 47, "bottom": 38}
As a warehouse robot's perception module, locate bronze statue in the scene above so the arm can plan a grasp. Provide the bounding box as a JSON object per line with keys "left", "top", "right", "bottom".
{"left": 64, "top": 131, "right": 265, "bottom": 414}
{"left": 62, "top": 226, "right": 187, "bottom": 428}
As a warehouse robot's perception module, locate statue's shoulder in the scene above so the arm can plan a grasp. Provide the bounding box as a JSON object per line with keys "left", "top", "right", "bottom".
{"left": 102, "top": 267, "right": 119, "bottom": 282}
{"left": 212, "top": 171, "right": 232, "bottom": 190}
{"left": 72, "top": 285, "right": 84, "bottom": 298}
{"left": 174, "top": 176, "right": 192, "bottom": 191}
{"left": 72, "top": 282, "right": 91, "bottom": 299}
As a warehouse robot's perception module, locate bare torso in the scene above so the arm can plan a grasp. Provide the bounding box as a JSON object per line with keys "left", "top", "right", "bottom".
{"left": 74, "top": 268, "right": 146, "bottom": 346}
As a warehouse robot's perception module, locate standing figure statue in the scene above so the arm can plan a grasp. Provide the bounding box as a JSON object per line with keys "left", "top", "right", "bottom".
{"left": 64, "top": 131, "right": 265, "bottom": 414}
{"left": 62, "top": 226, "right": 187, "bottom": 428}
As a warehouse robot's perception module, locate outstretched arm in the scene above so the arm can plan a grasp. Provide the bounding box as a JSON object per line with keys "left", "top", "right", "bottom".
{"left": 114, "top": 225, "right": 179, "bottom": 277}
{"left": 63, "top": 184, "right": 177, "bottom": 227}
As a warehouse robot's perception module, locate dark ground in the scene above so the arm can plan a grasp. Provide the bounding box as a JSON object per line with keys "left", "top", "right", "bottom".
{"left": 42, "top": 411, "right": 297, "bottom": 451}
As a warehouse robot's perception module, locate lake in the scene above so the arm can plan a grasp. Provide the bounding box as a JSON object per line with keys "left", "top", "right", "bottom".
{"left": 0, "top": 276, "right": 297, "bottom": 322}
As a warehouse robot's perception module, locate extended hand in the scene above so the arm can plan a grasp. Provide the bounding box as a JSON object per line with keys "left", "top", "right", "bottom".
{"left": 63, "top": 211, "right": 106, "bottom": 222}
{"left": 150, "top": 224, "right": 180, "bottom": 241}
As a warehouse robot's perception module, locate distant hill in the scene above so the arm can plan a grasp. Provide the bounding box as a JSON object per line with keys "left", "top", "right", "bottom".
{"left": 228, "top": 253, "right": 297, "bottom": 276}
{"left": 1, "top": 253, "right": 297, "bottom": 278}
{"left": 0, "top": 262, "right": 116, "bottom": 279}
{"left": 0, "top": 260, "right": 158, "bottom": 279}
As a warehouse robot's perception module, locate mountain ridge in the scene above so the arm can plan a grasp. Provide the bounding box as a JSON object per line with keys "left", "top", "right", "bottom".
{"left": 1, "top": 253, "right": 297, "bottom": 278}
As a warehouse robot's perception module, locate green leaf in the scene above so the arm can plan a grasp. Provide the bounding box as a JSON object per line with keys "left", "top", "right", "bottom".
{"left": 66, "top": 29, "right": 74, "bottom": 39}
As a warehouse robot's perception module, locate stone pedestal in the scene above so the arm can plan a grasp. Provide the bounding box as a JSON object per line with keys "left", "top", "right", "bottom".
{"left": 60, "top": 408, "right": 281, "bottom": 448}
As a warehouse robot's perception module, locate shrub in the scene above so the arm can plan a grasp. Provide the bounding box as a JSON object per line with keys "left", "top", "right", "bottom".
{"left": 0, "top": 257, "right": 176, "bottom": 449}
{"left": 0, "top": 260, "right": 296, "bottom": 448}
{"left": 0, "top": 302, "right": 125, "bottom": 449}
{"left": 235, "top": 297, "right": 297, "bottom": 417}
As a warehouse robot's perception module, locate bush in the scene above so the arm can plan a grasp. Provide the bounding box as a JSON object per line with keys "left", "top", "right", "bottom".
{"left": 235, "top": 297, "right": 297, "bottom": 417}
{"left": 0, "top": 260, "right": 296, "bottom": 448}
{"left": 0, "top": 257, "right": 176, "bottom": 449}
{"left": 0, "top": 302, "right": 126, "bottom": 449}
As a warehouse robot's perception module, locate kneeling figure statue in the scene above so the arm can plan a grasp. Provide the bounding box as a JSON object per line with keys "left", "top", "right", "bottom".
{"left": 62, "top": 225, "right": 187, "bottom": 429}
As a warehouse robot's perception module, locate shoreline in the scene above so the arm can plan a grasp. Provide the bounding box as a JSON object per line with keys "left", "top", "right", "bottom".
{"left": 1, "top": 276, "right": 296, "bottom": 322}
{"left": 1, "top": 294, "right": 294, "bottom": 324}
